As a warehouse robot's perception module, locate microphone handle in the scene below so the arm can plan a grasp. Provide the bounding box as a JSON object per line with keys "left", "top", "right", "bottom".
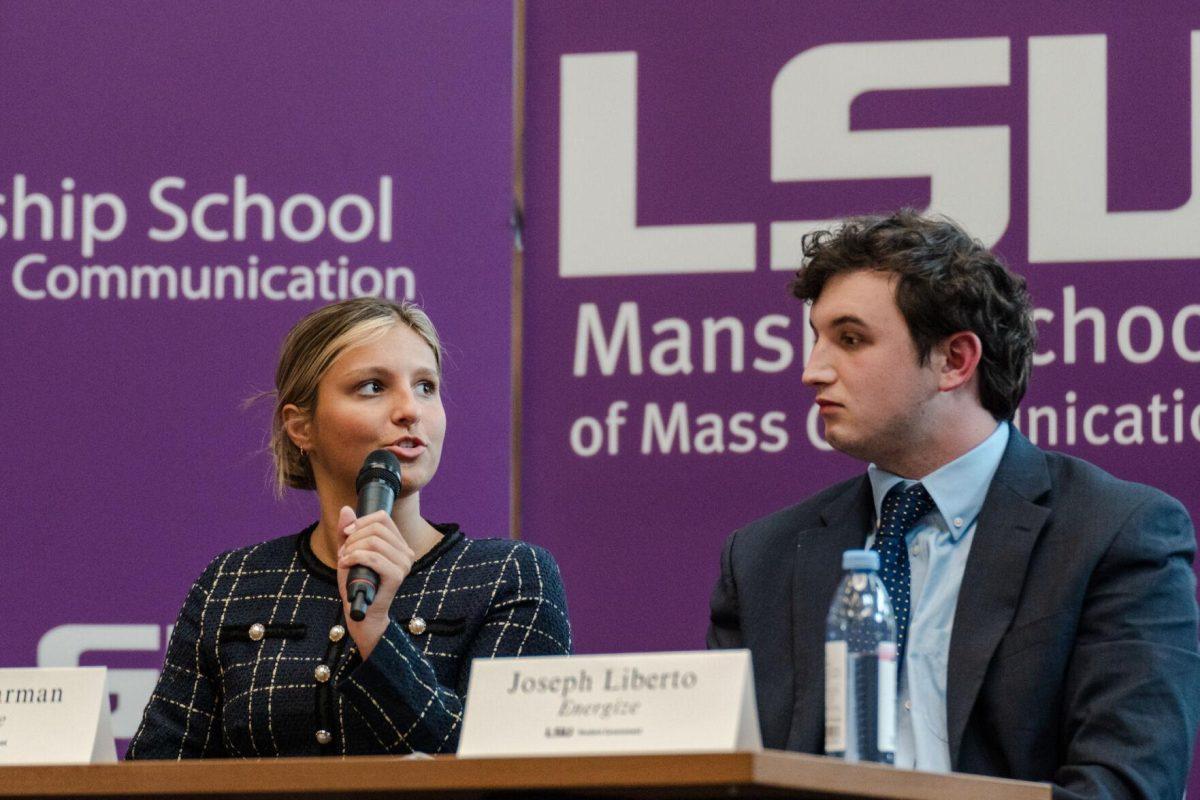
{"left": 347, "top": 481, "right": 396, "bottom": 620}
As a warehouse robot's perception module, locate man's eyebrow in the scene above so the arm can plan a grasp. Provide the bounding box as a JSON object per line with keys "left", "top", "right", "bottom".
{"left": 832, "top": 314, "right": 871, "bottom": 327}
{"left": 811, "top": 314, "right": 870, "bottom": 330}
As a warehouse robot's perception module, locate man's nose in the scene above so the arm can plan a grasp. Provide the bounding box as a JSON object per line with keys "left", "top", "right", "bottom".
{"left": 801, "top": 342, "right": 834, "bottom": 387}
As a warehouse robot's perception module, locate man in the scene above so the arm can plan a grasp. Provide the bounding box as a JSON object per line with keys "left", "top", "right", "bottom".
{"left": 708, "top": 210, "right": 1200, "bottom": 799}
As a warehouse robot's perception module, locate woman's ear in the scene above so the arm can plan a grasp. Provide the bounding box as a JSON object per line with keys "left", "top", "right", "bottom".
{"left": 281, "top": 404, "right": 312, "bottom": 452}
{"left": 936, "top": 331, "right": 983, "bottom": 393}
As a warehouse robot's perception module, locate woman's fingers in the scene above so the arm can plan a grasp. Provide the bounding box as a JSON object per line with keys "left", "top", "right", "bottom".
{"left": 339, "top": 535, "right": 413, "bottom": 571}
{"left": 341, "top": 509, "right": 415, "bottom": 557}
{"left": 335, "top": 506, "right": 416, "bottom": 593}
{"left": 343, "top": 509, "right": 393, "bottom": 535}
{"left": 340, "top": 522, "right": 415, "bottom": 560}
{"left": 338, "top": 548, "right": 411, "bottom": 579}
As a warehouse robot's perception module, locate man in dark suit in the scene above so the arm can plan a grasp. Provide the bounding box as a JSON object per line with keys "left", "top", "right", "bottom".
{"left": 708, "top": 210, "right": 1200, "bottom": 799}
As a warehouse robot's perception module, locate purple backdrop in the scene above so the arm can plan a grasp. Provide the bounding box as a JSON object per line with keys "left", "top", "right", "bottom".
{"left": 0, "top": 1, "right": 513, "bottom": 745}
{"left": 521, "top": 0, "right": 1200, "bottom": 789}
{"left": 4, "top": 0, "right": 1200, "bottom": 782}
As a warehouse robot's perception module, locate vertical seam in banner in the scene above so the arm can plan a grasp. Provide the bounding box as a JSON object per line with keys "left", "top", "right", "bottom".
{"left": 509, "top": 0, "right": 527, "bottom": 540}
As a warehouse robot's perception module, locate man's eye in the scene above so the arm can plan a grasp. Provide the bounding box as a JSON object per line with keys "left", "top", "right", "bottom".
{"left": 416, "top": 379, "right": 438, "bottom": 397}
{"left": 841, "top": 333, "right": 862, "bottom": 347}
{"left": 357, "top": 380, "right": 385, "bottom": 396}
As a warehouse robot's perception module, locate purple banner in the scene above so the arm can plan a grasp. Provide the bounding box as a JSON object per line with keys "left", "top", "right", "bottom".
{"left": 0, "top": 1, "right": 514, "bottom": 745}
{"left": 522, "top": 0, "right": 1200, "bottom": 786}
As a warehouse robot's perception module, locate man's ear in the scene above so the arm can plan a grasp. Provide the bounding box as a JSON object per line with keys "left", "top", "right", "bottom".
{"left": 281, "top": 404, "right": 313, "bottom": 452}
{"left": 936, "top": 331, "right": 983, "bottom": 393}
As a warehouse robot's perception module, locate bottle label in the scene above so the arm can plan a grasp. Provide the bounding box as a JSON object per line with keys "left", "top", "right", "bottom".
{"left": 877, "top": 642, "right": 897, "bottom": 754}
{"left": 824, "top": 640, "right": 847, "bottom": 753}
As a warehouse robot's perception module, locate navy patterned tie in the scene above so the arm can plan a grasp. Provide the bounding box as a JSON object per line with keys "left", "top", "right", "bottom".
{"left": 873, "top": 482, "right": 935, "bottom": 672}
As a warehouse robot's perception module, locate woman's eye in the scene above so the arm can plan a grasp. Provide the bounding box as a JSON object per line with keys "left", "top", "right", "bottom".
{"left": 357, "top": 380, "right": 385, "bottom": 396}
{"left": 841, "top": 333, "right": 861, "bottom": 347}
{"left": 416, "top": 379, "right": 438, "bottom": 397}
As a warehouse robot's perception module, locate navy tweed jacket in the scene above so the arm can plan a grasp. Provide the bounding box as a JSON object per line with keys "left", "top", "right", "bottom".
{"left": 127, "top": 523, "right": 571, "bottom": 758}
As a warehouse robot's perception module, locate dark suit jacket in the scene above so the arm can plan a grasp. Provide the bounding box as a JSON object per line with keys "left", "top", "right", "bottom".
{"left": 708, "top": 430, "right": 1200, "bottom": 799}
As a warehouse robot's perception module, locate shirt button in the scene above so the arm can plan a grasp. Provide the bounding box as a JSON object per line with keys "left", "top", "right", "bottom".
{"left": 248, "top": 623, "right": 265, "bottom": 642}
{"left": 408, "top": 616, "right": 427, "bottom": 635}
{"left": 953, "top": 517, "right": 964, "bottom": 528}
{"left": 315, "top": 729, "right": 332, "bottom": 745}
{"left": 904, "top": 699, "right": 912, "bottom": 711}
{"left": 329, "top": 625, "right": 346, "bottom": 642}
{"left": 910, "top": 545, "right": 921, "bottom": 556}
{"left": 314, "top": 664, "right": 331, "bottom": 683}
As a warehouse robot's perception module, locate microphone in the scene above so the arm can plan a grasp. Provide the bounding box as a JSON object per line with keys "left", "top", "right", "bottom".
{"left": 347, "top": 449, "right": 402, "bottom": 621}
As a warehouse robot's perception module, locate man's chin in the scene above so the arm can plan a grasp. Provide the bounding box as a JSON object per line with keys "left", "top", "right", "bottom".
{"left": 822, "top": 427, "right": 871, "bottom": 462}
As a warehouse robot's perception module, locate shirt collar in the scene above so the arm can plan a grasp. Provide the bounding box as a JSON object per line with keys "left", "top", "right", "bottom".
{"left": 867, "top": 422, "right": 1010, "bottom": 543}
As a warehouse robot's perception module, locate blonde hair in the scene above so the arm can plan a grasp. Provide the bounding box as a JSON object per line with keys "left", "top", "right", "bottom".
{"left": 269, "top": 297, "right": 442, "bottom": 496}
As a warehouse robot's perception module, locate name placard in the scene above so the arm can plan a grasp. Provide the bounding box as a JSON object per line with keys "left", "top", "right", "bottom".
{"left": 0, "top": 667, "right": 116, "bottom": 764}
{"left": 457, "top": 650, "right": 761, "bottom": 757}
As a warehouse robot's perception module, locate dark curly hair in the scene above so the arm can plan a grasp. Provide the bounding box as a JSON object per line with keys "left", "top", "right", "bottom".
{"left": 791, "top": 209, "right": 1034, "bottom": 420}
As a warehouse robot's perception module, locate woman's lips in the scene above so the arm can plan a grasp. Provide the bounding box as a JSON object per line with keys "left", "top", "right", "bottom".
{"left": 386, "top": 440, "right": 426, "bottom": 459}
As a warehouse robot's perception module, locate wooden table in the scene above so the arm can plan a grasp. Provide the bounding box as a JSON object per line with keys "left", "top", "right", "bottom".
{"left": 0, "top": 750, "right": 1052, "bottom": 799}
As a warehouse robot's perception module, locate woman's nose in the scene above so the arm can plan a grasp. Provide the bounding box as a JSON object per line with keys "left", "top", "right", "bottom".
{"left": 391, "top": 388, "right": 420, "bottom": 423}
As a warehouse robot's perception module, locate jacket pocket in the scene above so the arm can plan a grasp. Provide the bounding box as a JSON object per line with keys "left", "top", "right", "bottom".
{"left": 409, "top": 617, "right": 466, "bottom": 636}
{"left": 218, "top": 623, "right": 307, "bottom": 643}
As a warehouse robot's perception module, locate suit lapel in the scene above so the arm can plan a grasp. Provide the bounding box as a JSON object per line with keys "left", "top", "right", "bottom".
{"left": 946, "top": 431, "right": 1052, "bottom": 767}
{"left": 786, "top": 477, "right": 874, "bottom": 752}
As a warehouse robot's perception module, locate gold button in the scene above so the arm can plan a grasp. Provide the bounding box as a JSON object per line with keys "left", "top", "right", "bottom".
{"left": 407, "top": 616, "right": 427, "bottom": 635}
{"left": 314, "top": 664, "right": 331, "bottom": 683}
{"left": 315, "top": 729, "right": 332, "bottom": 745}
{"left": 329, "top": 625, "right": 346, "bottom": 642}
{"left": 248, "top": 623, "right": 265, "bottom": 642}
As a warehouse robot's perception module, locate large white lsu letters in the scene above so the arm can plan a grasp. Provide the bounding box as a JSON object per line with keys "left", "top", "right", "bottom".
{"left": 559, "top": 32, "right": 1200, "bottom": 276}
{"left": 1029, "top": 32, "right": 1200, "bottom": 262}
{"left": 558, "top": 42, "right": 1010, "bottom": 278}
{"left": 559, "top": 53, "right": 756, "bottom": 277}
{"left": 770, "top": 38, "right": 1011, "bottom": 269}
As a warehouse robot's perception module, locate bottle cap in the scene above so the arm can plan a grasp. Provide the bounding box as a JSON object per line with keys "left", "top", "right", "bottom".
{"left": 842, "top": 549, "right": 879, "bottom": 571}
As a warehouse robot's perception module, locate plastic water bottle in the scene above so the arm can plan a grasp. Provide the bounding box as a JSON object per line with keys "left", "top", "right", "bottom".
{"left": 824, "top": 549, "right": 897, "bottom": 764}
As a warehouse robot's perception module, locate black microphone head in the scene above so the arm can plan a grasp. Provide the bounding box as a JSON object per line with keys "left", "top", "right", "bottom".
{"left": 356, "top": 449, "right": 402, "bottom": 494}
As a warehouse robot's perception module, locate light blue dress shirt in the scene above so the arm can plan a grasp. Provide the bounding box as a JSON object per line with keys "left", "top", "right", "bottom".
{"left": 865, "top": 422, "right": 1009, "bottom": 772}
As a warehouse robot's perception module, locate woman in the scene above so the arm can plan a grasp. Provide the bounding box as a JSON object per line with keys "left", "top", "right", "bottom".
{"left": 127, "top": 298, "right": 572, "bottom": 758}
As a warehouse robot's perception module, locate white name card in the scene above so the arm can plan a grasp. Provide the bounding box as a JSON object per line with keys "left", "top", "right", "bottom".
{"left": 0, "top": 667, "right": 116, "bottom": 764}
{"left": 458, "top": 650, "right": 761, "bottom": 757}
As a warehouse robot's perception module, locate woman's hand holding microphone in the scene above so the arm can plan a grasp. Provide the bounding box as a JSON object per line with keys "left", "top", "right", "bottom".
{"left": 335, "top": 505, "right": 416, "bottom": 659}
